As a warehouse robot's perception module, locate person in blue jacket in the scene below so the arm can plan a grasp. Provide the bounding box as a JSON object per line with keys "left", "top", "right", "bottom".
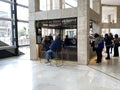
{"left": 104, "top": 33, "right": 112, "bottom": 59}
{"left": 45, "top": 34, "right": 63, "bottom": 63}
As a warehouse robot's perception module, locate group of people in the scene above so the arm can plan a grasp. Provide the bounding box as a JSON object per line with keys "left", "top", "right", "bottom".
{"left": 42, "top": 33, "right": 120, "bottom": 64}
{"left": 64, "top": 35, "right": 77, "bottom": 46}
{"left": 91, "top": 33, "right": 120, "bottom": 63}
{"left": 41, "top": 34, "right": 78, "bottom": 64}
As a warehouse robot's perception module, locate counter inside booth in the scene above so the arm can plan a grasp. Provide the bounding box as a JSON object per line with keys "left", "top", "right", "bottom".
{"left": 37, "top": 39, "right": 95, "bottom": 61}
{"left": 62, "top": 46, "right": 77, "bottom": 61}
{"left": 39, "top": 45, "right": 77, "bottom": 61}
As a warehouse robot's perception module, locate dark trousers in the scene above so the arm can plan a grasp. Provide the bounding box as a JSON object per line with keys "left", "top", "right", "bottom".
{"left": 106, "top": 46, "right": 110, "bottom": 58}
{"left": 96, "top": 48, "right": 103, "bottom": 63}
{"left": 114, "top": 45, "right": 119, "bottom": 57}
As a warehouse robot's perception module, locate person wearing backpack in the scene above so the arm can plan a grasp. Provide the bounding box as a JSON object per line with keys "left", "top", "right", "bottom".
{"left": 94, "top": 33, "right": 104, "bottom": 63}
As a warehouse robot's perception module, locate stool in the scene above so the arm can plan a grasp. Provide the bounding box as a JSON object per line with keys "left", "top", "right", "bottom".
{"left": 39, "top": 50, "right": 46, "bottom": 62}
{"left": 39, "top": 43, "right": 47, "bottom": 62}
{"left": 50, "top": 46, "right": 63, "bottom": 67}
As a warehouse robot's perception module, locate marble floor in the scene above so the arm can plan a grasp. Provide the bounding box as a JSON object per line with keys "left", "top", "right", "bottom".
{"left": 0, "top": 47, "right": 120, "bottom": 90}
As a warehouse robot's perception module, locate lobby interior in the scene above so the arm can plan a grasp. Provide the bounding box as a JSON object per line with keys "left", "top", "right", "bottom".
{"left": 0, "top": 0, "right": 120, "bottom": 90}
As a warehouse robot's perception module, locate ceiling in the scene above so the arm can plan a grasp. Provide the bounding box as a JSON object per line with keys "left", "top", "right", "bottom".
{"left": 101, "top": 0, "right": 120, "bottom": 5}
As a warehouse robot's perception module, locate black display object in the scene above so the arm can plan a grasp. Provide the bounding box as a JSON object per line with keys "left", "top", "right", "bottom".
{"left": 35, "top": 21, "right": 42, "bottom": 44}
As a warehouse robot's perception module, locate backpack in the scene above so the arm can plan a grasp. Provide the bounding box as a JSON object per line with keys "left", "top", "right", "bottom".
{"left": 98, "top": 42, "right": 104, "bottom": 49}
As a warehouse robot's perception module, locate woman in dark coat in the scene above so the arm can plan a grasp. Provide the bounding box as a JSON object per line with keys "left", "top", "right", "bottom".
{"left": 113, "top": 34, "right": 119, "bottom": 57}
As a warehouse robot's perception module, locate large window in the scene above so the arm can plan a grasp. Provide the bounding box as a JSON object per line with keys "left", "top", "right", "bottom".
{"left": 17, "top": 0, "right": 29, "bottom": 6}
{"left": 0, "top": 0, "right": 29, "bottom": 47}
{"left": 0, "top": 1, "right": 11, "bottom": 19}
{"left": 40, "top": 0, "right": 47, "bottom": 11}
{"left": 39, "top": 0, "right": 51, "bottom": 11}
{"left": 18, "top": 22, "right": 29, "bottom": 46}
{"left": 64, "top": 0, "right": 77, "bottom": 8}
{"left": 102, "top": 6, "right": 117, "bottom": 23}
{"left": 0, "top": 21, "right": 14, "bottom": 46}
{"left": 17, "top": 6, "right": 29, "bottom": 21}
{"left": 0, "top": 1, "right": 13, "bottom": 46}
{"left": 39, "top": 0, "right": 77, "bottom": 11}
{"left": 52, "top": 0, "right": 60, "bottom": 10}
{"left": 90, "top": 0, "right": 93, "bottom": 9}
{"left": 17, "top": 0, "right": 29, "bottom": 46}
{"left": 40, "top": 0, "right": 60, "bottom": 11}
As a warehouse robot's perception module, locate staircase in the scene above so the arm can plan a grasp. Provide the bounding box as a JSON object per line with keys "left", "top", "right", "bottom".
{"left": 0, "top": 50, "right": 16, "bottom": 58}
{"left": 0, "top": 41, "right": 17, "bottom": 58}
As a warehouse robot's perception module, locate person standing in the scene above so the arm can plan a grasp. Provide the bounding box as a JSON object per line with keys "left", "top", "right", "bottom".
{"left": 94, "top": 33, "right": 104, "bottom": 63}
{"left": 109, "top": 33, "right": 114, "bottom": 53}
{"left": 104, "top": 33, "right": 112, "bottom": 59}
{"left": 64, "top": 35, "right": 70, "bottom": 46}
{"left": 113, "top": 34, "right": 119, "bottom": 57}
{"left": 41, "top": 36, "right": 50, "bottom": 51}
{"left": 48, "top": 33, "right": 53, "bottom": 44}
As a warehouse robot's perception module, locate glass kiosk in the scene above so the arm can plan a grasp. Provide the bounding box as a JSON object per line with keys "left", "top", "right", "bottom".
{"left": 35, "top": 18, "right": 77, "bottom": 61}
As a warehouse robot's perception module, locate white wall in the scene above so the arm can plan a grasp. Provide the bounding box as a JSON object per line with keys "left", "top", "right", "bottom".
{"left": 110, "top": 29, "right": 120, "bottom": 37}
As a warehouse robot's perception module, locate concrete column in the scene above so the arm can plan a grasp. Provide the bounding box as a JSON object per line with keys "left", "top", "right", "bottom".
{"left": 117, "top": 6, "right": 120, "bottom": 23}
{"left": 77, "top": 0, "right": 90, "bottom": 65}
{"left": 29, "top": 21, "right": 37, "bottom": 60}
{"left": 29, "top": 0, "right": 38, "bottom": 60}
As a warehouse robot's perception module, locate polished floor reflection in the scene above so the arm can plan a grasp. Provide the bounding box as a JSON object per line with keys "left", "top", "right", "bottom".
{"left": 0, "top": 47, "right": 120, "bottom": 90}
{"left": 89, "top": 49, "right": 120, "bottom": 81}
